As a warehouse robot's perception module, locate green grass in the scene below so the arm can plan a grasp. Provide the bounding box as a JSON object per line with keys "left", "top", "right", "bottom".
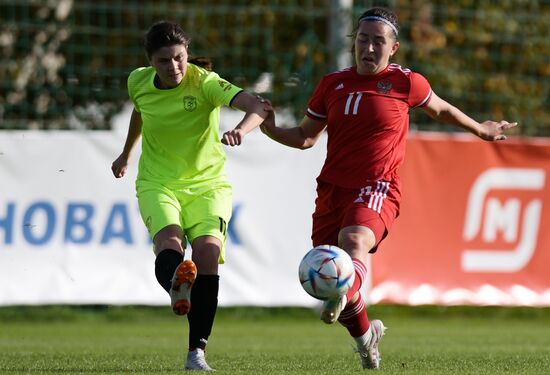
{"left": 1, "top": 305, "right": 550, "bottom": 374}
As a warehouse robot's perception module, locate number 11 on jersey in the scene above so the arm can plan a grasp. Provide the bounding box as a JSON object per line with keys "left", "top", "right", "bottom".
{"left": 344, "top": 92, "right": 363, "bottom": 115}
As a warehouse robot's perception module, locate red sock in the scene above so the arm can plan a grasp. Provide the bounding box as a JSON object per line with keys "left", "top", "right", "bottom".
{"left": 337, "top": 294, "right": 370, "bottom": 337}
{"left": 345, "top": 258, "right": 367, "bottom": 302}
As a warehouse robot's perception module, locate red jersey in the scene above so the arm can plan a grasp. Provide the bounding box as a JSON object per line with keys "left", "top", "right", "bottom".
{"left": 307, "top": 64, "right": 432, "bottom": 190}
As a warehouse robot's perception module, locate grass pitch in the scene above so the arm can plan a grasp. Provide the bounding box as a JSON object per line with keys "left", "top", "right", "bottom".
{"left": 1, "top": 305, "right": 549, "bottom": 374}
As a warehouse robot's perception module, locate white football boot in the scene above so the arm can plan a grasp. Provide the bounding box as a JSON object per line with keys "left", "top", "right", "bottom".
{"left": 355, "top": 319, "right": 387, "bottom": 369}
{"left": 320, "top": 294, "right": 347, "bottom": 324}
{"left": 170, "top": 259, "right": 197, "bottom": 315}
{"left": 185, "top": 348, "right": 215, "bottom": 371}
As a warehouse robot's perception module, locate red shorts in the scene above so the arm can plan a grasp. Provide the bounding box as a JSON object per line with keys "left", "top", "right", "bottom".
{"left": 311, "top": 180, "right": 400, "bottom": 253}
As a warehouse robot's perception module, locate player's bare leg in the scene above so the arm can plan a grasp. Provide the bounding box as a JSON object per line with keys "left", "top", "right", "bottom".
{"left": 323, "top": 226, "right": 373, "bottom": 323}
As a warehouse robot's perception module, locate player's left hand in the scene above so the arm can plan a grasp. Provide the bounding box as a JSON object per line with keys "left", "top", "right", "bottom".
{"left": 479, "top": 120, "right": 518, "bottom": 141}
{"left": 221, "top": 128, "right": 246, "bottom": 146}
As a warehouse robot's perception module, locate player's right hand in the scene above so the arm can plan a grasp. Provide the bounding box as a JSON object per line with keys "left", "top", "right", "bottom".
{"left": 111, "top": 155, "right": 129, "bottom": 178}
{"left": 221, "top": 128, "right": 245, "bottom": 146}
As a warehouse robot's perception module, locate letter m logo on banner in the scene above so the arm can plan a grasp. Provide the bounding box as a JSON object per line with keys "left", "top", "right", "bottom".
{"left": 461, "top": 168, "right": 545, "bottom": 272}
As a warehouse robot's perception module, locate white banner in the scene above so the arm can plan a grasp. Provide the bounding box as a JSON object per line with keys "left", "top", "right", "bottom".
{"left": 0, "top": 107, "right": 327, "bottom": 306}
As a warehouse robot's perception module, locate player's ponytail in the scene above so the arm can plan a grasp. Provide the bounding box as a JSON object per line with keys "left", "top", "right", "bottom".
{"left": 188, "top": 56, "right": 213, "bottom": 71}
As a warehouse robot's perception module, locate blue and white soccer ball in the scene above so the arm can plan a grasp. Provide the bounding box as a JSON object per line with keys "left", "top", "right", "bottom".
{"left": 298, "top": 245, "right": 355, "bottom": 300}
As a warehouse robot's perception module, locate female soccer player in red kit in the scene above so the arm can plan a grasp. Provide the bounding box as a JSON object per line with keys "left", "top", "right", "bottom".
{"left": 260, "top": 7, "right": 517, "bottom": 369}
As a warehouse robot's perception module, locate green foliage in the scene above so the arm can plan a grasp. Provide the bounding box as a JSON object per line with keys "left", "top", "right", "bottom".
{"left": 383, "top": 0, "right": 550, "bottom": 136}
{"left": 0, "top": 1, "right": 548, "bottom": 135}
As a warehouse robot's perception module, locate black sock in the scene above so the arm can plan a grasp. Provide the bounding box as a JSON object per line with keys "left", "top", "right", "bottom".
{"left": 154, "top": 249, "right": 183, "bottom": 293}
{"left": 187, "top": 275, "right": 219, "bottom": 350}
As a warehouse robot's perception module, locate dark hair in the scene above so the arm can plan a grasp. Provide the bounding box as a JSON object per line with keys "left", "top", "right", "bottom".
{"left": 144, "top": 21, "right": 191, "bottom": 60}
{"left": 188, "top": 56, "right": 213, "bottom": 71}
{"left": 144, "top": 21, "right": 213, "bottom": 70}
{"left": 356, "top": 7, "right": 399, "bottom": 39}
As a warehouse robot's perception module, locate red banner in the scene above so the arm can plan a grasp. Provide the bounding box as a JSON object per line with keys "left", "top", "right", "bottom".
{"left": 371, "top": 133, "right": 550, "bottom": 306}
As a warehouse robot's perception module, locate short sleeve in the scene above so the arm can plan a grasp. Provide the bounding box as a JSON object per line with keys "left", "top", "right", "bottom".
{"left": 127, "top": 69, "right": 141, "bottom": 113}
{"left": 202, "top": 71, "right": 243, "bottom": 108}
{"left": 306, "top": 77, "right": 328, "bottom": 120}
{"left": 408, "top": 72, "right": 432, "bottom": 108}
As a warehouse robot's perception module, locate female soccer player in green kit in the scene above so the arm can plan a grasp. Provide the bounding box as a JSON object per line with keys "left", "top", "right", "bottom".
{"left": 111, "top": 21, "right": 269, "bottom": 371}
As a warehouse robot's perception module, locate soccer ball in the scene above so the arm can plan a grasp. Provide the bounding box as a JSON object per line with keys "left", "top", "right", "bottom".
{"left": 298, "top": 245, "right": 355, "bottom": 300}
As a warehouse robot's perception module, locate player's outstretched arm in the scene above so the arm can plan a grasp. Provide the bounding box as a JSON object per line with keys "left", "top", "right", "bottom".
{"left": 422, "top": 92, "right": 517, "bottom": 141}
{"left": 111, "top": 108, "right": 142, "bottom": 178}
{"left": 260, "top": 112, "right": 326, "bottom": 150}
{"left": 221, "top": 92, "right": 271, "bottom": 146}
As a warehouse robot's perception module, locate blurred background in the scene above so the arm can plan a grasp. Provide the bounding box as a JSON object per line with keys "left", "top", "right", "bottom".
{"left": 1, "top": 0, "right": 549, "bottom": 135}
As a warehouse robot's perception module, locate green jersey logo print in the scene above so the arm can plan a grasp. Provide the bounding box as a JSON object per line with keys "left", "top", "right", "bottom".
{"left": 183, "top": 96, "right": 197, "bottom": 111}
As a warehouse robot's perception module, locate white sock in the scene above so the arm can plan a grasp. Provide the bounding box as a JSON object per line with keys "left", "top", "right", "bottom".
{"left": 354, "top": 325, "right": 372, "bottom": 348}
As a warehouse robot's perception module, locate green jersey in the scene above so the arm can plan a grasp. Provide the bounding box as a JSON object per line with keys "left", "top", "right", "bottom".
{"left": 127, "top": 63, "right": 243, "bottom": 187}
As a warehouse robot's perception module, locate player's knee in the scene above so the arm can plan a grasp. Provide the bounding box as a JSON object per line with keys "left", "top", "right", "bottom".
{"left": 338, "top": 227, "right": 376, "bottom": 254}
{"left": 340, "top": 235, "right": 367, "bottom": 252}
{"left": 192, "top": 237, "right": 221, "bottom": 274}
{"left": 204, "top": 246, "right": 221, "bottom": 265}
{"left": 153, "top": 225, "right": 184, "bottom": 254}
{"left": 155, "top": 238, "right": 184, "bottom": 254}
{"left": 195, "top": 242, "right": 221, "bottom": 262}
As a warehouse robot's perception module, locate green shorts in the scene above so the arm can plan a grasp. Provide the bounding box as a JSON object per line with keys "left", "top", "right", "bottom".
{"left": 136, "top": 179, "right": 232, "bottom": 263}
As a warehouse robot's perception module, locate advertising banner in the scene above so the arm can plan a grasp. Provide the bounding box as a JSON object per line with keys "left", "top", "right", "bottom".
{"left": 371, "top": 134, "right": 550, "bottom": 306}
{"left": 0, "top": 122, "right": 324, "bottom": 306}
{"left": 1, "top": 118, "right": 549, "bottom": 306}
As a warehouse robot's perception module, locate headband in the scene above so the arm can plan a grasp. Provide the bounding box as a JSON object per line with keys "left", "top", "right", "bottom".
{"left": 359, "top": 15, "right": 399, "bottom": 37}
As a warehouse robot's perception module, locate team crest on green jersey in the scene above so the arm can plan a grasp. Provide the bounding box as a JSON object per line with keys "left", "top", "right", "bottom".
{"left": 183, "top": 96, "right": 197, "bottom": 111}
